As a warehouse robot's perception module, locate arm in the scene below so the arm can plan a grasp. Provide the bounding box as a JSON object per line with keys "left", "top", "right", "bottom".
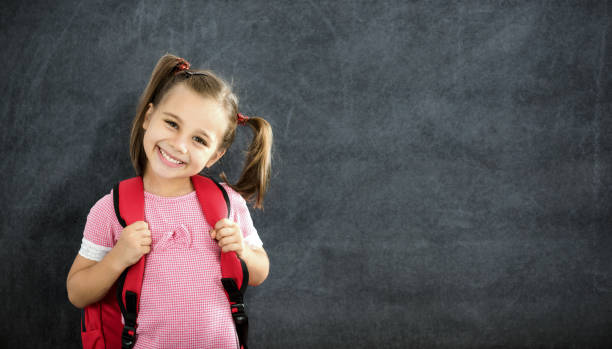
{"left": 66, "top": 249, "right": 128, "bottom": 308}
{"left": 67, "top": 221, "right": 152, "bottom": 308}
{"left": 239, "top": 245, "right": 270, "bottom": 286}
{"left": 212, "top": 218, "right": 270, "bottom": 286}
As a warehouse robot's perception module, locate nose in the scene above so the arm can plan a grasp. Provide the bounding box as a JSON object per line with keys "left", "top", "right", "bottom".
{"left": 171, "top": 133, "right": 189, "bottom": 154}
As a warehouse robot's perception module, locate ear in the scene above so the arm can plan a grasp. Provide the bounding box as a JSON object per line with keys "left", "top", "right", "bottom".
{"left": 143, "top": 103, "right": 154, "bottom": 130}
{"left": 206, "top": 148, "right": 227, "bottom": 168}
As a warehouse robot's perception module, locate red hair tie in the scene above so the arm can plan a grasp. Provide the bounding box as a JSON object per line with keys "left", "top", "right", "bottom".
{"left": 175, "top": 57, "right": 191, "bottom": 74}
{"left": 237, "top": 112, "right": 249, "bottom": 125}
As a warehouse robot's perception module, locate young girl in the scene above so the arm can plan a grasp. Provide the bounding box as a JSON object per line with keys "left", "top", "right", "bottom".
{"left": 66, "top": 53, "right": 272, "bottom": 348}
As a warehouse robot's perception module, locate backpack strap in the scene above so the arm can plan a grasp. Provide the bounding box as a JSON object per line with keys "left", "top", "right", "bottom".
{"left": 191, "top": 174, "right": 250, "bottom": 349}
{"left": 112, "top": 177, "right": 146, "bottom": 349}
{"left": 113, "top": 175, "right": 249, "bottom": 349}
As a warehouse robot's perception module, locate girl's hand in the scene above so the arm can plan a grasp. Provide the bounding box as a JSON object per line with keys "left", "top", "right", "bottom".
{"left": 113, "top": 221, "right": 152, "bottom": 269}
{"left": 210, "top": 218, "right": 245, "bottom": 258}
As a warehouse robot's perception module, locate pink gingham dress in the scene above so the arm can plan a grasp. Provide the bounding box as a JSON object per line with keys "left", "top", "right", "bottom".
{"left": 78, "top": 183, "right": 263, "bottom": 349}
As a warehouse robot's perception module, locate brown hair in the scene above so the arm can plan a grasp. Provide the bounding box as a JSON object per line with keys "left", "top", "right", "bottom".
{"left": 129, "top": 53, "right": 273, "bottom": 209}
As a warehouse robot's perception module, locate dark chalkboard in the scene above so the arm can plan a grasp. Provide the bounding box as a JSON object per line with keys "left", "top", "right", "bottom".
{"left": 1, "top": 0, "right": 611, "bottom": 348}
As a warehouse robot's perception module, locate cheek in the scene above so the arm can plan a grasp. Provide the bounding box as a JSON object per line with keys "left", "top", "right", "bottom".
{"left": 194, "top": 150, "right": 210, "bottom": 164}
{"left": 141, "top": 132, "right": 150, "bottom": 147}
{"left": 143, "top": 125, "right": 166, "bottom": 144}
{"left": 142, "top": 131, "right": 155, "bottom": 150}
{"left": 192, "top": 149, "right": 217, "bottom": 167}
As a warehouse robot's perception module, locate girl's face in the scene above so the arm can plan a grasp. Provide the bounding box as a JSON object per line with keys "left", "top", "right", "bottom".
{"left": 142, "top": 83, "right": 228, "bottom": 184}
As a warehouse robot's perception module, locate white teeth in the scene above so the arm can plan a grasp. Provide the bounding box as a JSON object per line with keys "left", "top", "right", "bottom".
{"left": 159, "top": 147, "right": 183, "bottom": 164}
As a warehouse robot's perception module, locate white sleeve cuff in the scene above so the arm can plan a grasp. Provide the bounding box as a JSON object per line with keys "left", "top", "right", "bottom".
{"left": 244, "top": 234, "right": 263, "bottom": 250}
{"left": 78, "top": 237, "right": 112, "bottom": 262}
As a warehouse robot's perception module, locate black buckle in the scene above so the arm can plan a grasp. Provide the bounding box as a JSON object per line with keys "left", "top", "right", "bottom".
{"left": 122, "top": 325, "right": 137, "bottom": 348}
{"left": 231, "top": 303, "right": 246, "bottom": 314}
{"left": 231, "top": 303, "right": 248, "bottom": 325}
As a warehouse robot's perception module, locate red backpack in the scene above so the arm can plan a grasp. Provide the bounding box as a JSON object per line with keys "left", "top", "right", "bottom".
{"left": 80, "top": 175, "right": 249, "bottom": 349}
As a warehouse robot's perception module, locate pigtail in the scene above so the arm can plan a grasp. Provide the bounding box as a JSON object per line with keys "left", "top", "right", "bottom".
{"left": 129, "top": 53, "right": 186, "bottom": 176}
{"left": 220, "top": 116, "right": 273, "bottom": 210}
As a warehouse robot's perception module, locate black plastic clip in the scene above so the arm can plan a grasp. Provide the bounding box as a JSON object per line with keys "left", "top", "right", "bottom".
{"left": 121, "top": 325, "right": 137, "bottom": 348}
{"left": 231, "top": 303, "right": 248, "bottom": 324}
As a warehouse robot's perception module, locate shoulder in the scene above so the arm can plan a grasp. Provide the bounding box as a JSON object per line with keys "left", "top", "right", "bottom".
{"left": 219, "top": 182, "right": 254, "bottom": 218}
{"left": 88, "top": 189, "right": 115, "bottom": 218}
{"left": 219, "top": 182, "right": 247, "bottom": 205}
{"left": 82, "top": 188, "right": 121, "bottom": 247}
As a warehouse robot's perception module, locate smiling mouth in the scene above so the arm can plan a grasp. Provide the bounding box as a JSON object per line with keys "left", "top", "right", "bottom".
{"left": 158, "top": 146, "right": 185, "bottom": 164}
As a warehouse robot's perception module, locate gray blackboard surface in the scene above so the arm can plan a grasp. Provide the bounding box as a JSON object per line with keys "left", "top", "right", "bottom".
{"left": 1, "top": 0, "right": 611, "bottom": 348}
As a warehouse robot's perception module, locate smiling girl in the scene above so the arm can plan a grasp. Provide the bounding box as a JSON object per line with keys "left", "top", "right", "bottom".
{"left": 66, "top": 53, "right": 272, "bottom": 348}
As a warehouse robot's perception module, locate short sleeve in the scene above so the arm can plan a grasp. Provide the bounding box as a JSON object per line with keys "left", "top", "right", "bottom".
{"left": 78, "top": 191, "right": 116, "bottom": 261}
{"left": 222, "top": 183, "right": 264, "bottom": 249}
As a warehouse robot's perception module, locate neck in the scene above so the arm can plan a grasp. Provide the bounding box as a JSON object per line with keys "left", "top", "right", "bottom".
{"left": 142, "top": 168, "right": 194, "bottom": 197}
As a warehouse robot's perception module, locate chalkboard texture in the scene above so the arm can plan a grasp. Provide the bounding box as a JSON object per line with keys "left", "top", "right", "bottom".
{"left": 1, "top": 0, "right": 611, "bottom": 348}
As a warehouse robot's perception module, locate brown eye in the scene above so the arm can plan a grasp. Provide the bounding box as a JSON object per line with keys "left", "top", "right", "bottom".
{"left": 165, "top": 120, "right": 178, "bottom": 128}
{"left": 194, "top": 136, "right": 207, "bottom": 146}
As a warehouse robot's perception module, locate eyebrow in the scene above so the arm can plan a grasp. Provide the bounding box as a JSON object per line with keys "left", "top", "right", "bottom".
{"left": 162, "top": 112, "right": 211, "bottom": 140}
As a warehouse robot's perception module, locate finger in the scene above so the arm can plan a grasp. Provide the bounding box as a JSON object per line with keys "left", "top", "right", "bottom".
{"left": 142, "top": 236, "right": 152, "bottom": 246}
{"left": 214, "top": 218, "right": 233, "bottom": 230}
{"left": 210, "top": 229, "right": 216, "bottom": 239}
{"left": 218, "top": 235, "right": 237, "bottom": 247}
{"left": 140, "top": 225, "right": 151, "bottom": 232}
{"left": 221, "top": 243, "right": 241, "bottom": 253}
{"left": 214, "top": 227, "right": 228, "bottom": 239}
{"left": 143, "top": 246, "right": 151, "bottom": 254}
{"left": 133, "top": 221, "right": 149, "bottom": 230}
{"left": 216, "top": 226, "right": 238, "bottom": 239}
